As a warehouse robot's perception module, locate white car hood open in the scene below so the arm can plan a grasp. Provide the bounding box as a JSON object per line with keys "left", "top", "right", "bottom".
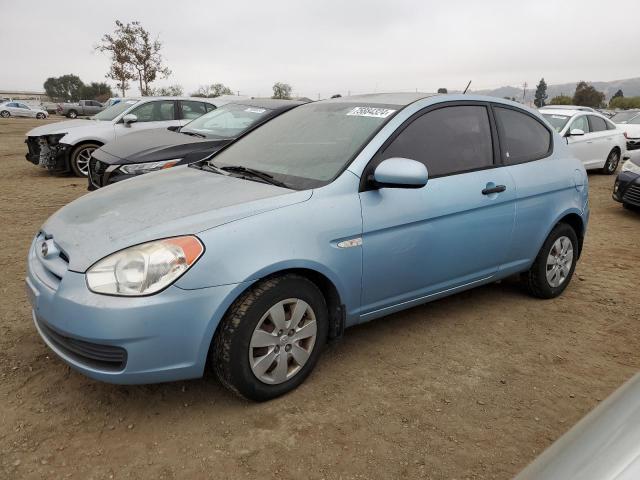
{"left": 41, "top": 166, "right": 312, "bottom": 272}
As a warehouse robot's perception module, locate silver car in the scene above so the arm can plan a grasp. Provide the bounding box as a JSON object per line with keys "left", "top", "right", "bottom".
{"left": 0, "top": 101, "right": 48, "bottom": 119}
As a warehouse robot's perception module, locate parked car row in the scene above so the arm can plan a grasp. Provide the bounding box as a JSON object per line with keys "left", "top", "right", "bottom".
{"left": 56, "top": 99, "right": 105, "bottom": 118}
{"left": 24, "top": 93, "right": 593, "bottom": 401}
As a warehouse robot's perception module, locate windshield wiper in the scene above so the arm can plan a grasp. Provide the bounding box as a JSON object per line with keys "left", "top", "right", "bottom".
{"left": 220, "top": 165, "right": 289, "bottom": 188}
{"left": 181, "top": 130, "right": 205, "bottom": 138}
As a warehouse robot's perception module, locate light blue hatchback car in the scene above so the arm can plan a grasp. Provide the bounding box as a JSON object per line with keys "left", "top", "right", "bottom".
{"left": 26, "top": 93, "right": 589, "bottom": 400}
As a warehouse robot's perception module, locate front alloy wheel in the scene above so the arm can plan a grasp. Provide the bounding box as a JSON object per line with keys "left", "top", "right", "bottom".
{"left": 70, "top": 143, "right": 99, "bottom": 177}
{"left": 249, "top": 298, "right": 318, "bottom": 384}
{"left": 545, "top": 236, "right": 574, "bottom": 287}
{"left": 213, "top": 274, "right": 328, "bottom": 401}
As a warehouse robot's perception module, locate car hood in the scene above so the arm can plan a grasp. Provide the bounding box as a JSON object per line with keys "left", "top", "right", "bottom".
{"left": 42, "top": 166, "right": 312, "bottom": 272}
{"left": 26, "top": 119, "right": 111, "bottom": 137}
{"left": 98, "top": 128, "right": 229, "bottom": 165}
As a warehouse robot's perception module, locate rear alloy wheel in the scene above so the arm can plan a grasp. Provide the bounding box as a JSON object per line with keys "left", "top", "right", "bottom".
{"left": 524, "top": 223, "right": 578, "bottom": 299}
{"left": 213, "top": 274, "right": 328, "bottom": 401}
{"left": 602, "top": 149, "right": 620, "bottom": 175}
{"left": 0, "top": 110, "right": 10, "bottom": 118}
{"left": 70, "top": 143, "right": 100, "bottom": 177}
{"left": 67, "top": 110, "right": 78, "bottom": 119}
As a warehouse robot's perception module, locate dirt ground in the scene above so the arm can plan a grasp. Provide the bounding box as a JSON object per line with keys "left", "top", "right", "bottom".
{"left": 1, "top": 117, "right": 639, "bottom": 480}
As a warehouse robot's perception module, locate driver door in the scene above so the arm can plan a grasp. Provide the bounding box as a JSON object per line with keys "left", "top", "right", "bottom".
{"left": 566, "top": 115, "right": 594, "bottom": 167}
{"left": 358, "top": 103, "right": 516, "bottom": 320}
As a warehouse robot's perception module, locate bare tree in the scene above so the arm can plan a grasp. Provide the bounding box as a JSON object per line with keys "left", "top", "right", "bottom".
{"left": 190, "top": 83, "right": 233, "bottom": 98}
{"left": 151, "top": 84, "right": 184, "bottom": 96}
{"left": 95, "top": 20, "right": 136, "bottom": 97}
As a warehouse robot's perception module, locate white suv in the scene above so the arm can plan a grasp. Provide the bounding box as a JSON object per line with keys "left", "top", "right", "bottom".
{"left": 24, "top": 96, "right": 237, "bottom": 177}
{"left": 541, "top": 108, "right": 627, "bottom": 174}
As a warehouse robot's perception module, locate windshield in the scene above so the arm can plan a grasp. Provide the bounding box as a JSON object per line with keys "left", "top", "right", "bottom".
{"left": 610, "top": 111, "right": 639, "bottom": 124}
{"left": 209, "top": 102, "right": 398, "bottom": 189}
{"left": 542, "top": 113, "right": 570, "bottom": 133}
{"left": 182, "top": 103, "right": 273, "bottom": 139}
{"left": 92, "top": 100, "right": 139, "bottom": 121}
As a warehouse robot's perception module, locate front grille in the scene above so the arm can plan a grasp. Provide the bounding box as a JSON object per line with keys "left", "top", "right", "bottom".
{"left": 627, "top": 140, "right": 640, "bottom": 151}
{"left": 88, "top": 156, "right": 107, "bottom": 188}
{"left": 37, "top": 318, "right": 127, "bottom": 371}
{"left": 622, "top": 185, "right": 640, "bottom": 206}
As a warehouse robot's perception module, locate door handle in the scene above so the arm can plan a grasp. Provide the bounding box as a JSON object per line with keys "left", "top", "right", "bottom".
{"left": 482, "top": 185, "right": 506, "bottom": 195}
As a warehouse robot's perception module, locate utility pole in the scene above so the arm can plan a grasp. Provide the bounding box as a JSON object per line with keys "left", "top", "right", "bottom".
{"left": 522, "top": 82, "right": 528, "bottom": 103}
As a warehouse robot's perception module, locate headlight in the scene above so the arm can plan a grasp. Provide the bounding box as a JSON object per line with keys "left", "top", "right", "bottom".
{"left": 86, "top": 236, "right": 204, "bottom": 296}
{"left": 119, "top": 159, "right": 181, "bottom": 175}
{"left": 621, "top": 160, "right": 640, "bottom": 175}
{"left": 47, "top": 133, "right": 66, "bottom": 146}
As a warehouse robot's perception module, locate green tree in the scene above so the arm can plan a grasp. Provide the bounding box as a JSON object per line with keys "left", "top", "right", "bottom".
{"left": 272, "top": 82, "right": 292, "bottom": 100}
{"left": 437, "top": 87, "right": 448, "bottom": 94}
{"left": 572, "top": 81, "right": 605, "bottom": 108}
{"left": 609, "top": 89, "right": 624, "bottom": 107}
{"left": 190, "top": 83, "right": 233, "bottom": 98}
{"left": 152, "top": 84, "right": 183, "bottom": 96}
{"left": 79, "top": 82, "right": 113, "bottom": 102}
{"left": 609, "top": 96, "right": 640, "bottom": 110}
{"left": 534, "top": 78, "right": 548, "bottom": 108}
{"left": 43, "top": 74, "right": 84, "bottom": 101}
{"left": 95, "top": 20, "right": 136, "bottom": 96}
{"left": 549, "top": 95, "right": 573, "bottom": 105}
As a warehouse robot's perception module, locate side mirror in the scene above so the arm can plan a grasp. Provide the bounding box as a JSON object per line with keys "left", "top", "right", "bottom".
{"left": 568, "top": 128, "right": 585, "bottom": 136}
{"left": 167, "top": 125, "right": 180, "bottom": 132}
{"left": 122, "top": 114, "right": 138, "bottom": 126}
{"left": 372, "top": 158, "right": 428, "bottom": 189}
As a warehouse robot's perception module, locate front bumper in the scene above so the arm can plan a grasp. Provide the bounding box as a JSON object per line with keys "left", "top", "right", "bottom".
{"left": 25, "top": 137, "right": 71, "bottom": 172}
{"left": 612, "top": 171, "right": 640, "bottom": 206}
{"left": 26, "top": 235, "right": 246, "bottom": 384}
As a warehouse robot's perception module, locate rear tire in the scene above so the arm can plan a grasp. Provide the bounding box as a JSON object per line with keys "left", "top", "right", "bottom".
{"left": 524, "top": 223, "right": 578, "bottom": 299}
{"left": 212, "top": 274, "right": 328, "bottom": 401}
{"left": 67, "top": 110, "right": 78, "bottom": 119}
{"left": 0, "top": 110, "right": 10, "bottom": 118}
{"left": 602, "top": 149, "right": 620, "bottom": 175}
{"left": 36, "top": 112, "right": 45, "bottom": 119}
{"left": 70, "top": 143, "right": 100, "bottom": 177}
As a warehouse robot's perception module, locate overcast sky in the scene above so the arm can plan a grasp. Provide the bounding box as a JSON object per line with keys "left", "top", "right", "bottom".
{"left": 2, "top": 0, "right": 639, "bottom": 98}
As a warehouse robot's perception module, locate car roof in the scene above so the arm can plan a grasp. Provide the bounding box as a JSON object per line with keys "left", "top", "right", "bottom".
{"left": 323, "top": 92, "right": 437, "bottom": 107}
{"left": 227, "top": 98, "right": 308, "bottom": 110}
{"left": 540, "top": 105, "right": 595, "bottom": 112}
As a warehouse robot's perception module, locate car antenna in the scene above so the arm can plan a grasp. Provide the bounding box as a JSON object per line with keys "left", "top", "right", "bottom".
{"left": 463, "top": 80, "right": 472, "bottom": 94}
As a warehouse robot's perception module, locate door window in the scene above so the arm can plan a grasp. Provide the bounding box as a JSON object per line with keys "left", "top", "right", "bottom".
{"left": 569, "top": 115, "right": 589, "bottom": 134}
{"left": 379, "top": 105, "right": 494, "bottom": 177}
{"left": 205, "top": 103, "right": 217, "bottom": 112}
{"left": 588, "top": 115, "right": 607, "bottom": 132}
{"left": 129, "top": 100, "right": 176, "bottom": 122}
{"left": 494, "top": 107, "right": 551, "bottom": 164}
{"left": 180, "top": 101, "right": 208, "bottom": 120}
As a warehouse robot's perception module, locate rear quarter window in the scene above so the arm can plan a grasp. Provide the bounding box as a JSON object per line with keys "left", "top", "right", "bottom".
{"left": 494, "top": 106, "right": 552, "bottom": 164}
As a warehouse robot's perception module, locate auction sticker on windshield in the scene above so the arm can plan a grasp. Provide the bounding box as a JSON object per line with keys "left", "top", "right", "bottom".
{"left": 245, "top": 107, "right": 266, "bottom": 114}
{"left": 346, "top": 106, "right": 396, "bottom": 118}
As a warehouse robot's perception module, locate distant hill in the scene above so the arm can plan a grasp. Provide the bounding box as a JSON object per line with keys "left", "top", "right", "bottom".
{"left": 471, "top": 77, "right": 640, "bottom": 101}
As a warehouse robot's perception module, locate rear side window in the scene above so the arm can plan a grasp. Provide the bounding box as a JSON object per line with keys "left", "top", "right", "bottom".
{"left": 605, "top": 119, "right": 617, "bottom": 130}
{"left": 494, "top": 107, "right": 551, "bottom": 164}
{"left": 180, "top": 100, "right": 207, "bottom": 120}
{"left": 205, "top": 103, "right": 217, "bottom": 112}
{"left": 380, "top": 105, "right": 494, "bottom": 177}
{"left": 588, "top": 115, "right": 607, "bottom": 132}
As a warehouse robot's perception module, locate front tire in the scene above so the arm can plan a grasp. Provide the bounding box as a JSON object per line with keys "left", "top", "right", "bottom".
{"left": 36, "top": 112, "right": 45, "bottom": 119}
{"left": 67, "top": 110, "right": 78, "bottom": 119}
{"left": 70, "top": 143, "right": 100, "bottom": 177}
{"left": 0, "top": 110, "right": 10, "bottom": 118}
{"left": 524, "top": 223, "right": 578, "bottom": 299}
{"left": 212, "top": 274, "right": 328, "bottom": 401}
{"left": 602, "top": 149, "right": 620, "bottom": 175}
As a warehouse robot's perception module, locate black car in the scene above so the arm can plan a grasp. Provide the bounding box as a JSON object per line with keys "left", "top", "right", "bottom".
{"left": 612, "top": 157, "right": 640, "bottom": 209}
{"left": 88, "top": 99, "right": 307, "bottom": 189}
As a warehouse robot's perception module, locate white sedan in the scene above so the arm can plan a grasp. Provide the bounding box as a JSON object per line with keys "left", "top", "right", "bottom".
{"left": 541, "top": 108, "right": 626, "bottom": 174}
{"left": 0, "top": 101, "right": 48, "bottom": 119}
{"left": 611, "top": 111, "right": 640, "bottom": 162}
